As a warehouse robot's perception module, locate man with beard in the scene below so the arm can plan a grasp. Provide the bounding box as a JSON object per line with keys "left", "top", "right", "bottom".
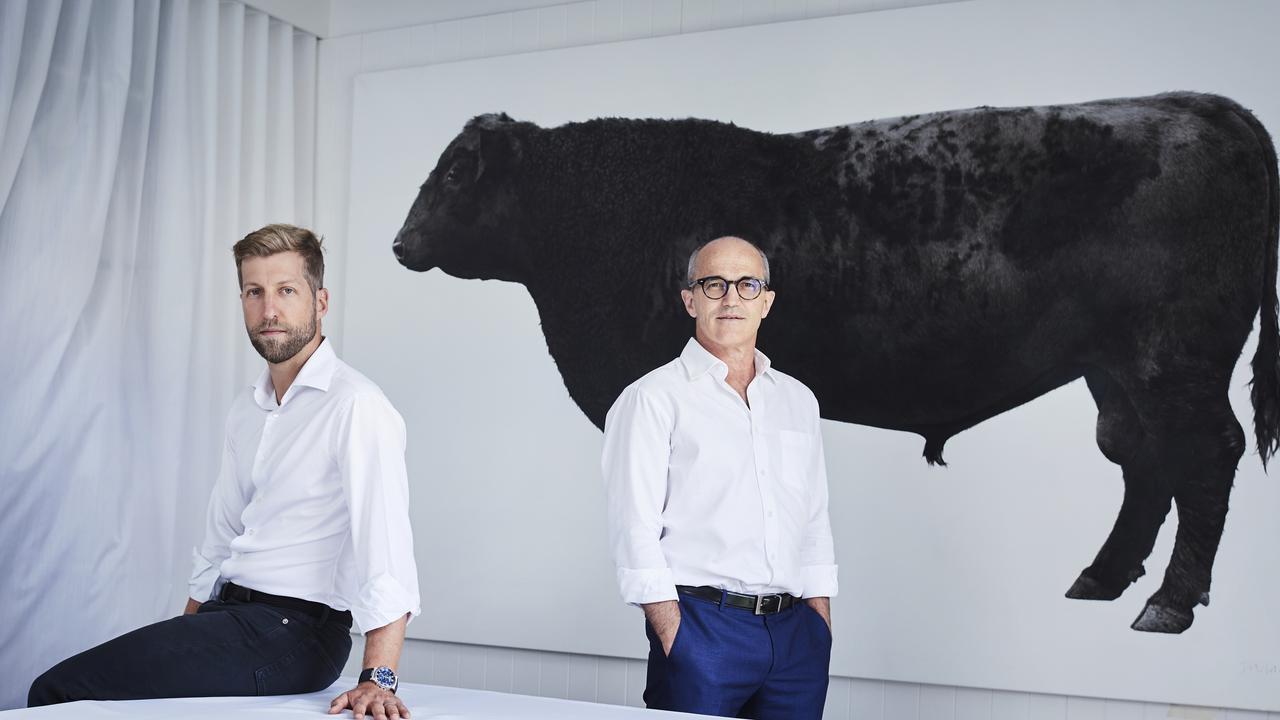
{"left": 29, "top": 225, "right": 421, "bottom": 720}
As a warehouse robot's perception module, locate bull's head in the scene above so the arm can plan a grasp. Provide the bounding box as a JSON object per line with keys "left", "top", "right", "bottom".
{"left": 393, "top": 113, "right": 532, "bottom": 282}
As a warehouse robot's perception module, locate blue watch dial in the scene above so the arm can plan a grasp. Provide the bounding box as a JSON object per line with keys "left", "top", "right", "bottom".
{"left": 373, "top": 666, "right": 396, "bottom": 689}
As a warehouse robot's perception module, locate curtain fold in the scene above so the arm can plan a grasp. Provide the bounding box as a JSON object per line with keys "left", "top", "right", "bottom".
{"left": 0, "top": 0, "right": 317, "bottom": 709}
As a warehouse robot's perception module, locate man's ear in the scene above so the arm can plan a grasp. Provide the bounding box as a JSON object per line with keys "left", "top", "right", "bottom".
{"left": 316, "top": 287, "right": 330, "bottom": 320}
{"left": 681, "top": 288, "right": 697, "bottom": 318}
{"left": 760, "top": 289, "right": 775, "bottom": 319}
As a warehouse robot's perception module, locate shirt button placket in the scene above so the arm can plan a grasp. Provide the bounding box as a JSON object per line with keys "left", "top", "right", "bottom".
{"left": 753, "top": 419, "right": 778, "bottom": 570}
{"left": 252, "top": 412, "right": 276, "bottom": 489}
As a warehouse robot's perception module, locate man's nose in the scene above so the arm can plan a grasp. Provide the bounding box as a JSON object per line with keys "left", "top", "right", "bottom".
{"left": 260, "top": 295, "right": 280, "bottom": 321}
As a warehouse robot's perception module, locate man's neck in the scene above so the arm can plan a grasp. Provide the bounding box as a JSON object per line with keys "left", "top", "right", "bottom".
{"left": 268, "top": 334, "right": 324, "bottom": 405}
{"left": 695, "top": 334, "right": 758, "bottom": 398}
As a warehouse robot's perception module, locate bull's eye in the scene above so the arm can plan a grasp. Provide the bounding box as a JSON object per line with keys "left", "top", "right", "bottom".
{"left": 444, "top": 156, "right": 476, "bottom": 186}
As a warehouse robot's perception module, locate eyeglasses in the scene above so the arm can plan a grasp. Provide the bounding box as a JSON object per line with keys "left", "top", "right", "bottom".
{"left": 689, "top": 276, "right": 768, "bottom": 300}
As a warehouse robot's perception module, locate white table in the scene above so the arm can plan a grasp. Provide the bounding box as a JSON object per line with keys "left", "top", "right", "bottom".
{"left": 4, "top": 678, "right": 714, "bottom": 718}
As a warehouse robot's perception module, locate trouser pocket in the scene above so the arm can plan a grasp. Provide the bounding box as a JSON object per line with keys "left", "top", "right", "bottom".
{"left": 250, "top": 606, "right": 348, "bottom": 695}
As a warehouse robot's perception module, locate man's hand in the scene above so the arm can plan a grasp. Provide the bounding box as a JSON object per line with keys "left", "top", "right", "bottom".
{"left": 642, "top": 600, "right": 681, "bottom": 657}
{"left": 183, "top": 598, "right": 201, "bottom": 616}
{"left": 805, "top": 596, "right": 832, "bottom": 632}
{"left": 328, "top": 682, "right": 409, "bottom": 720}
{"left": 333, "top": 614, "right": 410, "bottom": 719}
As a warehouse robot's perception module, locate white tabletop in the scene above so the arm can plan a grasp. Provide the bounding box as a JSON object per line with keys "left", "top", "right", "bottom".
{"left": 4, "top": 678, "right": 713, "bottom": 719}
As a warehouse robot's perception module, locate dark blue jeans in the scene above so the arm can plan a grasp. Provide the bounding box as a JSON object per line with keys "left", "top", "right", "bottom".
{"left": 28, "top": 595, "right": 352, "bottom": 707}
{"left": 644, "top": 593, "right": 831, "bottom": 719}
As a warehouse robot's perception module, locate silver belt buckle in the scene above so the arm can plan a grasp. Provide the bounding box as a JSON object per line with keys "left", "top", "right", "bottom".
{"left": 754, "top": 594, "right": 783, "bottom": 615}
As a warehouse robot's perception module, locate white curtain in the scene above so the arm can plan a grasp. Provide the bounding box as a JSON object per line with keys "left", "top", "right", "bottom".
{"left": 0, "top": 0, "right": 316, "bottom": 709}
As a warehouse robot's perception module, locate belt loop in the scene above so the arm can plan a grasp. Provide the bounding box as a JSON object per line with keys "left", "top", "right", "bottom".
{"left": 718, "top": 589, "right": 726, "bottom": 610}
{"left": 318, "top": 604, "right": 330, "bottom": 625}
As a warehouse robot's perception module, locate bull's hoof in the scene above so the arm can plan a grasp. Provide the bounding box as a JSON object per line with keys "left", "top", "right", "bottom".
{"left": 1065, "top": 565, "right": 1143, "bottom": 601}
{"left": 1066, "top": 575, "right": 1120, "bottom": 600}
{"left": 1131, "top": 603, "right": 1194, "bottom": 633}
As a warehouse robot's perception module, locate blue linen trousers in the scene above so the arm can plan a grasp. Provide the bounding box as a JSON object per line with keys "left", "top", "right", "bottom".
{"left": 644, "top": 592, "right": 832, "bottom": 719}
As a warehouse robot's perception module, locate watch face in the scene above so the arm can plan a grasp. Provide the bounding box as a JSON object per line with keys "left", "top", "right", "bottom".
{"left": 373, "top": 666, "right": 397, "bottom": 689}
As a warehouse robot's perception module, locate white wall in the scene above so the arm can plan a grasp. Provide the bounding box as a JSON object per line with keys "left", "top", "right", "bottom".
{"left": 316, "top": 1, "right": 1280, "bottom": 718}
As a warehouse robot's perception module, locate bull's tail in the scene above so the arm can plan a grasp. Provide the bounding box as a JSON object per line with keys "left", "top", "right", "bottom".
{"left": 1243, "top": 105, "right": 1280, "bottom": 469}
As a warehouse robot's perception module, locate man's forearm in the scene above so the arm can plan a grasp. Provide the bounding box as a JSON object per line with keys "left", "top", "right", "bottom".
{"left": 642, "top": 600, "right": 681, "bottom": 655}
{"left": 362, "top": 613, "right": 409, "bottom": 672}
{"left": 805, "top": 596, "right": 831, "bottom": 630}
{"left": 329, "top": 613, "right": 412, "bottom": 718}
{"left": 642, "top": 599, "right": 680, "bottom": 631}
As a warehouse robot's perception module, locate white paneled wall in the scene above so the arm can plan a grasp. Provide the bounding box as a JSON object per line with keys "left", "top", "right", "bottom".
{"left": 315, "top": 1, "right": 1273, "bottom": 718}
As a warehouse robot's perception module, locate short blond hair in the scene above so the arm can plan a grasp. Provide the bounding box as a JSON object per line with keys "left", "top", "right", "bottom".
{"left": 233, "top": 223, "right": 325, "bottom": 292}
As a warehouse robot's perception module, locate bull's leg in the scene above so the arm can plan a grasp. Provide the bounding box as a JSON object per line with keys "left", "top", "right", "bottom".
{"left": 1066, "top": 370, "right": 1172, "bottom": 601}
{"left": 1125, "top": 378, "right": 1244, "bottom": 633}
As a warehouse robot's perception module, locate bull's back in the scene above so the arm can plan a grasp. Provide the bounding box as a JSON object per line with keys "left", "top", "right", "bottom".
{"left": 771, "top": 93, "right": 1273, "bottom": 426}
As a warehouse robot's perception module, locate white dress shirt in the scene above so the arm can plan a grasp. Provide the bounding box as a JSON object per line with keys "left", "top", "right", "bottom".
{"left": 188, "top": 339, "right": 421, "bottom": 633}
{"left": 602, "top": 338, "right": 839, "bottom": 606}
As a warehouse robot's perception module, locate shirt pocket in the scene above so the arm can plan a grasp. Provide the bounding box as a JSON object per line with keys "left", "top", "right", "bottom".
{"left": 775, "top": 429, "right": 815, "bottom": 495}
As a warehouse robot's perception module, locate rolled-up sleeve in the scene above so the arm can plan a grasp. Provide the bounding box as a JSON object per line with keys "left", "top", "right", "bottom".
{"left": 799, "top": 399, "right": 838, "bottom": 599}
{"left": 336, "top": 393, "right": 422, "bottom": 634}
{"left": 602, "top": 384, "right": 678, "bottom": 606}
{"left": 188, "top": 431, "right": 246, "bottom": 602}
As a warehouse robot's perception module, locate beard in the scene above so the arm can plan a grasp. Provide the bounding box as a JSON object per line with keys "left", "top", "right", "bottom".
{"left": 248, "top": 311, "right": 317, "bottom": 364}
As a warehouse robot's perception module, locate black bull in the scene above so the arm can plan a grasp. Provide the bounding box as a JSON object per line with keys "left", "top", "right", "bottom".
{"left": 393, "top": 92, "right": 1280, "bottom": 633}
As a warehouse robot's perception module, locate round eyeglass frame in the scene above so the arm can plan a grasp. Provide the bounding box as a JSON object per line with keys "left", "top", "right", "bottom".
{"left": 689, "top": 276, "right": 768, "bottom": 300}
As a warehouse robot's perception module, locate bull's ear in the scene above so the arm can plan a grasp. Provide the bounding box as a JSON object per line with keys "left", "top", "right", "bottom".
{"left": 476, "top": 126, "right": 522, "bottom": 183}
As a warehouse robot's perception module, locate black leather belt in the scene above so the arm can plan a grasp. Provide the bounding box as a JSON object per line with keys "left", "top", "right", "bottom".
{"left": 219, "top": 581, "right": 352, "bottom": 628}
{"left": 677, "top": 585, "right": 800, "bottom": 615}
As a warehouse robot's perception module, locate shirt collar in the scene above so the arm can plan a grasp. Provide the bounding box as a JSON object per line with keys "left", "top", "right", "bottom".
{"left": 678, "top": 337, "right": 774, "bottom": 383}
{"left": 250, "top": 337, "right": 336, "bottom": 409}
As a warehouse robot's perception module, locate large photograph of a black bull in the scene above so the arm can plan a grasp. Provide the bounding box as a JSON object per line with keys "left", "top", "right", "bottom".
{"left": 393, "top": 92, "right": 1280, "bottom": 634}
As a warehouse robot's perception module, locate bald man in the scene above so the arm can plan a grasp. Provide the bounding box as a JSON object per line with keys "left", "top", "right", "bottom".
{"left": 602, "top": 236, "right": 838, "bottom": 719}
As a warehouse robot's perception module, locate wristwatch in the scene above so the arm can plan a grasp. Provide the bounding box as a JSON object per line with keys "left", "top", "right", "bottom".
{"left": 359, "top": 666, "right": 398, "bottom": 693}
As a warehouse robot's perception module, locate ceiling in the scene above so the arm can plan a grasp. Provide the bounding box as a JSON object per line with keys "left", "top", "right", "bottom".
{"left": 240, "top": 0, "right": 964, "bottom": 39}
{"left": 241, "top": 0, "right": 595, "bottom": 38}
